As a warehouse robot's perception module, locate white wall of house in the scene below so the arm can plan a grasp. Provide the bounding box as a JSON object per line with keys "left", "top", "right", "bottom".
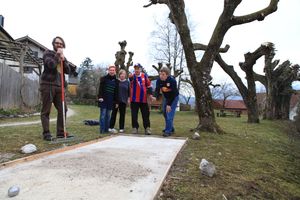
{"left": 290, "top": 103, "right": 299, "bottom": 121}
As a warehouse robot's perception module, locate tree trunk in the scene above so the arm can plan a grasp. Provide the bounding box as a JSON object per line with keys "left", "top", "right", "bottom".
{"left": 215, "top": 54, "right": 260, "bottom": 123}
{"left": 244, "top": 64, "right": 260, "bottom": 123}
{"left": 167, "top": 0, "right": 222, "bottom": 132}
{"left": 193, "top": 69, "right": 222, "bottom": 132}
{"left": 244, "top": 97, "right": 260, "bottom": 123}
{"left": 265, "top": 91, "right": 275, "bottom": 119}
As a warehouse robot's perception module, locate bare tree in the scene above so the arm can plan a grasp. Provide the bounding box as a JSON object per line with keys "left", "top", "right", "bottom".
{"left": 114, "top": 40, "right": 134, "bottom": 73}
{"left": 180, "top": 81, "right": 194, "bottom": 105}
{"left": 144, "top": 0, "right": 279, "bottom": 132}
{"left": 253, "top": 44, "right": 300, "bottom": 119}
{"left": 149, "top": 18, "right": 185, "bottom": 84}
{"left": 211, "top": 82, "right": 240, "bottom": 108}
{"left": 216, "top": 43, "right": 276, "bottom": 123}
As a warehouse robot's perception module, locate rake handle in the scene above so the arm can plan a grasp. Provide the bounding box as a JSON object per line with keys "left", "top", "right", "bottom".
{"left": 60, "top": 59, "right": 67, "bottom": 138}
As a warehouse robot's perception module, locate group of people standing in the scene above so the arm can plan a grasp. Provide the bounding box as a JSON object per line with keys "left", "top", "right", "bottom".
{"left": 97, "top": 63, "right": 179, "bottom": 137}
{"left": 40, "top": 36, "right": 179, "bottom": 141}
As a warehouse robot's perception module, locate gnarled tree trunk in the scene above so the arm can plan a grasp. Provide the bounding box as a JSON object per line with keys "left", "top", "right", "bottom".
{"left": 254, "top": 45, "right": 300, "bottom": 120}
{"left": 144, "top": 0, "right": 279, "bottom": 131}
{"left": 215, "top": 43, "right": 276, "bottom": 123}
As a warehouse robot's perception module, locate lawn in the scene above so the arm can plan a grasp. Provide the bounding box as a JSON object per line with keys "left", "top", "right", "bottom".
{"left": 0, "top": 104, "right": 299, "bottom": 199}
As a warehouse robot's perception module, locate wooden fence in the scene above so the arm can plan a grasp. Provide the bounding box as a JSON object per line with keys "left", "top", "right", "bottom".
{"left": 0, "top": 62, "right": 40, "bottom": 109}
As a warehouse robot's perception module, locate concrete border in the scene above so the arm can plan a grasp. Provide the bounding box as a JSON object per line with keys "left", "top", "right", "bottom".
{"left": 0, "top": 135, "right": 115, "bottom": 169}
{"left": 153, "top": 137, "right": 188, "bottom": 199}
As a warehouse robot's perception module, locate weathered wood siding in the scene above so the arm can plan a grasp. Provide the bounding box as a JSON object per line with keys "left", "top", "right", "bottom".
{"left": 0, "top": 62, "right": 40, "bottom": 109}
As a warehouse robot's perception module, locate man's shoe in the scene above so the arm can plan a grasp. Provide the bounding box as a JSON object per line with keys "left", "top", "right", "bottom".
{"left": 119, "top": 129, "right": 125, "bottom": 133}
{"left": 43, "top": 134, "right": 53, "bottom": 141}
{"left": 109, "top": 128, "right": 118, "bottom": 134}
{"left": 162, "top": 128, "right": 175, "bottom": 134}
{"left": 145, "top": 127, "right": 152, "bottom": 135}
{"left": 132, "top": 128, "right": 138, "bottom": 134}
{"left": 56, "top": 133, "right": 74, "bottom": 138}
{"left": 163, "top": 132, "right": 171, "bottom": 137}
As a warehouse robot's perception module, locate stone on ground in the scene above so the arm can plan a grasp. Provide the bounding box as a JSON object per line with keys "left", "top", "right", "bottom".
{"left": 20, "top": 144, "right": 37, "bottom": 154}
{"left": 199, "top": 158, "right": 216, "bottom": 177}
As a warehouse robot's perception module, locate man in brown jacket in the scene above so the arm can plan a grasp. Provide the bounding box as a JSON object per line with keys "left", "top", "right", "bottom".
{"left": 40, "top": 36, "right": 77, "bottom": 141}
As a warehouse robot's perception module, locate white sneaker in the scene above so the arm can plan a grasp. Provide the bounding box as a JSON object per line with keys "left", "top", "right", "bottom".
{"left": 119, "top": 129, "right": 125, "bottom": 133}
{"left": 109, "top": 128, "right": 118, "bottom": 134}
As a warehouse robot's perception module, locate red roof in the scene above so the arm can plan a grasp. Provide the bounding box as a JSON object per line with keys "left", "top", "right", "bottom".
{"left": 213, "top": 100, "right": 247, "bottom": 110}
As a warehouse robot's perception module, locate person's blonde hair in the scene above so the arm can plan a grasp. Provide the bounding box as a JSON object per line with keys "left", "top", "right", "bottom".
{"left": 160, "top": 66, "right": 171, "bottom": 75}
{"left": 118, "top": 69, "right": 127, "bottom": 78}
{"left": 108, "top": 65, "right": 116, "bottom": 70}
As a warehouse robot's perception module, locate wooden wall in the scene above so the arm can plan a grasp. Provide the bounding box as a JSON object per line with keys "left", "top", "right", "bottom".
{"left": 0, "top": 62, "right": 40, "bottom": 109}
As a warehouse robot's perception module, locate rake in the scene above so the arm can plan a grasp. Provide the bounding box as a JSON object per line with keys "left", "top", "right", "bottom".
{"left": 50, "top": 59, "right": 77, "bottom": 144}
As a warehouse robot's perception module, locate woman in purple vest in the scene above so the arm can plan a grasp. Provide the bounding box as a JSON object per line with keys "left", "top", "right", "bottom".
{"left": 109, "top": 69, "right": 130, "bottom": 133}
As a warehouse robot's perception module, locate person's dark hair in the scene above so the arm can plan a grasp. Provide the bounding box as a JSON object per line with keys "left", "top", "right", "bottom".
{"left": 160, "top": 66, "right": 171, "bottom": 75}
{"left": 52, "top": 36, "right": 66, "bottom": 48}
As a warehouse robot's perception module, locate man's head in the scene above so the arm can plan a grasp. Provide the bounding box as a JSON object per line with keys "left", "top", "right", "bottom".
{"left": 159, "top": 67, "right": 170, "bottom": 81}
{"left": 133, "top": 63, "right": 142, "bottom": 76}
{"left": 108, "top": 65, "right": 116, "bottom": 76}
{"left": 52, "top": 36, "right": 65, "bottom": 51}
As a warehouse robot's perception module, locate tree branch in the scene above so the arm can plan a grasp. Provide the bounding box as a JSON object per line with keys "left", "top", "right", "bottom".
{"left": 143, "top": 0, "right": 168, "bottom": 8}
{"left": 180, "top": 77, "right": 193, "bottom": 87}
{"left": 174, "top": 69, "right": 184, "bottom": 77}
{"left": 194, "top": 43, "right": 230, "bottom": 53}
{"left": 232, "top": 0, "right": 279, "bottom": 25}
{"left": 239, "top": 43, "right": 274, "bottom": 72}
{"left": 253, "top": 72, "right": 266, "bottom": 86}
{"left": 215, "top": 53, "right": 248, "bottom": 97}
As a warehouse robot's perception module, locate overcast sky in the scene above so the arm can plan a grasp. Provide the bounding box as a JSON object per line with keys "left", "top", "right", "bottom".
{"left": 1, "top": 0, "right": 299, "bottom": 85}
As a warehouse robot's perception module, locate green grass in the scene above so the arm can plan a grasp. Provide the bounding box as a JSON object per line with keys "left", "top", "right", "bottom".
{"left": 0, "top": 105, "right": 299, "bottom": 199}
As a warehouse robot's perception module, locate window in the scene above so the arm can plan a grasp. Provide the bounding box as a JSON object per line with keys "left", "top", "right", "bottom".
{"left": 33, "top": 51, "right": 38, "bottom": 58}
{"left": 24, "top": 67, "right": 33, "bottom": 74}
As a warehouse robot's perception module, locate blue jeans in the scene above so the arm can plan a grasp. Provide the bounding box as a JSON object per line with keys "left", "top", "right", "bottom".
{"left": 99, "top": 108, "right": 112, "bottom": 133}
{"left": 162, "top": 96, "right": 179, "bottom": 135}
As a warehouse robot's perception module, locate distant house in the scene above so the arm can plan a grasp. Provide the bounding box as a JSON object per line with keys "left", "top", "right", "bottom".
{"left": 0, "top": 20, "right": 43, "bottom": 109}
{"left": 0, "top": 16, "right": 78, "bottom": 96}
{"left": 213, "top": 99, "right": 247, "bottom": 117}
{"left": 289, "top": 93, "right": 300, "bottom": 120}
{"left": 0, "top": 22, "right": 13, "bottom": 41}
{"left": 0, "top": 19, "right": 43, "bottom": 78}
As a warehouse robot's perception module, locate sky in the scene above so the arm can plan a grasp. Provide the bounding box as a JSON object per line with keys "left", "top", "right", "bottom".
{"left": 1, "top": 0, "right": 300, "bottom": 86}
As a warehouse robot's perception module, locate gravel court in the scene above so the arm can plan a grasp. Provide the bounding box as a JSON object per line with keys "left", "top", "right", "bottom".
{"left": 0, "top": 135, "right": 186, "bottom": 200}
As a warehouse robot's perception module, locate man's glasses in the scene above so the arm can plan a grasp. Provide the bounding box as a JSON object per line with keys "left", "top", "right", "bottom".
{"left": 54, "top": 42, "right": 63, "bottom": 46}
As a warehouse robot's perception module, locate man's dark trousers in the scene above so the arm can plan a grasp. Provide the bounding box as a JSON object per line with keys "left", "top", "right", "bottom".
{"left": 40, "top": 84, "right": 66, "bottom": 136}
{"left": 130, "top": 102, "right": 150, "bottom": 129}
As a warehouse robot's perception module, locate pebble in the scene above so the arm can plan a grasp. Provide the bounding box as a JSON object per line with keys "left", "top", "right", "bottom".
{"left": 8, "top": 186, "right": 20, "bottom": 197}
{"left": 192, "top": 132, "right": 200, "bottom": 140}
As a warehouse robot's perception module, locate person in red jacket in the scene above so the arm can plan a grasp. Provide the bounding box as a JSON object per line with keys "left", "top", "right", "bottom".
{"left": 129, "top": 63, "right": 154, "bottom": 135}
